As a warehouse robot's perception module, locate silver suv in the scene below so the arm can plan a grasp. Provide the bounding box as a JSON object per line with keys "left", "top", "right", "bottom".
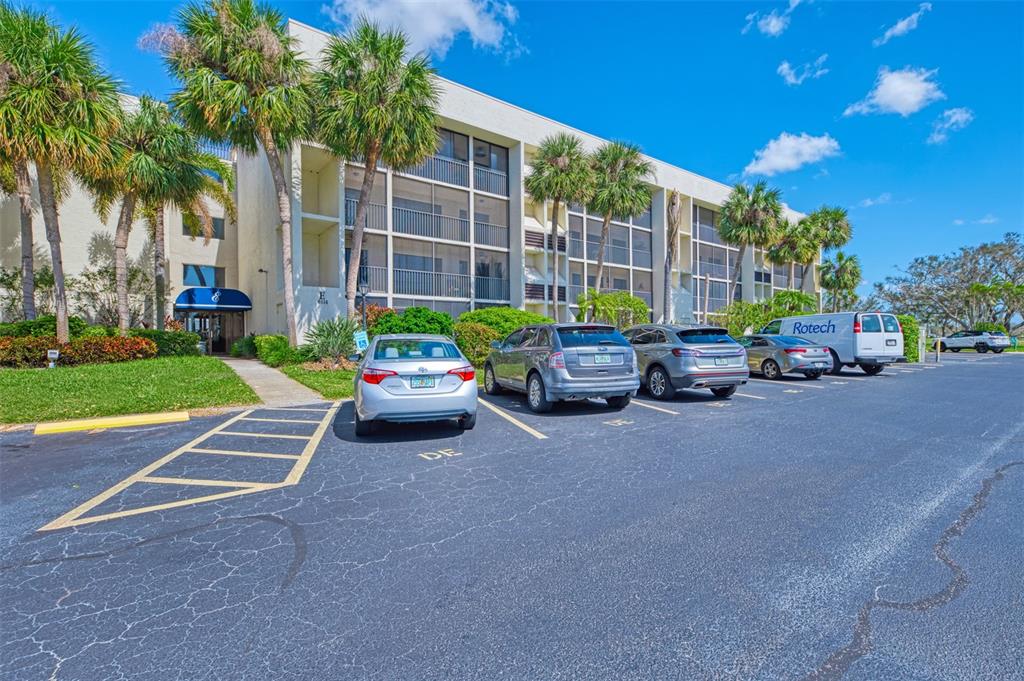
{"left": 483, "top": 323, "right": 640, "bottom": 413}
{"left": 624, "top": 324, "right": 749, "bottom": 400}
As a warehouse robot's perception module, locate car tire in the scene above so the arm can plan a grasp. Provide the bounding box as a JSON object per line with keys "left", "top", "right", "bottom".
{"left": 828, "top": 349, "right": 843, "bottom": 375}
{"left": 483, "top": 364, "right": 502, "bottom": 395}
{"left": 937, "top": 341, "right": 947, "bottom": 352}
{"left": 762, "top": 359, "right": 781, "bottom": 380}
{"left": 976, "top": 344, "right": 989, "bottom": 353}
{"left": 860, "top": 364, "right": 884, "bottom": 376}
{"left": 646, "top": 366, "right": 676, "bottom": 400}
{"left": 458, "top": 412, "right": 477, "bottom": 430}
{"left": 711, "top": 385, "right": 737, "bottom": 398}
{"left": 606, "top": 395, "right": 631, "bottom": 409}
{"left": 950, "top": 348, "right": 961, "bottom": 353}
{"left": 354, "top": 412, "right": 374, "bottom": 436}
{"left": 526, "top": 372, "right": 553, "bottom": 413}
{"left": 993, "top": 348, "right": 1004, "bottom": 354}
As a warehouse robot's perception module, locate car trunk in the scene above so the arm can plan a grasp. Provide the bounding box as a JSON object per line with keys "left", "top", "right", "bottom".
{"left": 562, "top": 345, "right": 634, "bottom": 379}
{"left": 372, "top": 359, "right": 468, "bottom": 396}
{"left": 689, "top": 344, "right": 747, "bottom": 369}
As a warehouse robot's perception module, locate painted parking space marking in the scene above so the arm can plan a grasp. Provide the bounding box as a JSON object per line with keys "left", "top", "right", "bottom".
{"left": 830, "top": 381, "right": 848, "bottom": 385}
{"left": 219, "top": 430, "right": 312, "bottom": 440}
{"left": 478, "top": 399, "right": 548, "bottom": 440}
{"left": 734, "top": 392, "right": 767, "bottom": 400}
{"left": 603, "top": 418, "right": 634, "bottom": 426}
{"left": 631, "top": 400, "right": 680, "bottom": 415}
{"left": 240, "top": 416, "right": 321, "bottom": 425}
{"left": 418, "top": 448, "right": 462, "bottom": 461}
{"left": 783, "top": 389, "right": 803, "bottom": 394}
{"left": 749, "top": 378, "right": 826, "bottom": 389}
{"left": 823, "top": 374, "right": 867, "bottom": 382}
{"left": 39, "top": 401, "right": 341, "bottom": 532}
{"left": 190, "top": 447, "right": 301, "bottom": 460}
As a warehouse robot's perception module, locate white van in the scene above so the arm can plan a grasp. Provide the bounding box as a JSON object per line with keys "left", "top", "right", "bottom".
{"left": 760, "top": 312, "right": 905, "bottom": 375}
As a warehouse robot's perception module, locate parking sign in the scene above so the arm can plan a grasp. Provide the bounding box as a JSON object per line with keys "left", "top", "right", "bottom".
{"left": 353, "top": 330, "right": 369, "bottom": 352}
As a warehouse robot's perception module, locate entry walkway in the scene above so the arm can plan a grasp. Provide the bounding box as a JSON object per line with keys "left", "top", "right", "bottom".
{"left": 219, "top": 357, "right": 324, "bottom": 407}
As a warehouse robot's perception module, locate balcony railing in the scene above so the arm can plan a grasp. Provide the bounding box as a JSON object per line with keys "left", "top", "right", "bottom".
{"left": 632, "top": 250, "right": 653, "bottom": 269}
{"left": 401, "top": 154, "right": 470, "bottom": 187}
{"left": 357, "top": 265, "right": 387, "bottom": 293}
{"left": 393, "top": 206, "right": 470, "bottom": 242}
{"left": 393, "top": 269, "right": 470, "bottom": 298}
{"left": 474, "top": 276, "right": 510, "bottom": 301}
{"left": 473, "top": 166, "right": 509, "bottom": 196}
{"left": 344, "top": 198, "right": 387, "bottom": 230}
{"left": 474, "top": 221, "right": 509, "bottom": 248}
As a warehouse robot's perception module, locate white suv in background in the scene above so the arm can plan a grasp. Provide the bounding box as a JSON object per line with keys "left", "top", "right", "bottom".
{"left": 937, "top": 330, "right": 1011, "bottom": 354}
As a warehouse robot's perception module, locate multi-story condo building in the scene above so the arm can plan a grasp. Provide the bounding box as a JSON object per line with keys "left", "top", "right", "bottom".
{"left": 0, "top": 18, "right": 819, "bottom": 346}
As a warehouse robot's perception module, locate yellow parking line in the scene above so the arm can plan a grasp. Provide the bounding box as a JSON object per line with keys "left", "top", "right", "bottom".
{"left": 190, "top": 447, "right": 301, "bottom": 460}
{"left": 734, "top": 392, "right": 767, "bottom": 400}
{"left": 478, "top": 399, "right": 548, "bottom": 440}
{"left": 219, "top": 431, "right": 311, "bottom": 440}
{"left": 140, "top": 475, "right": 277, "bottom": 489}
{"left": 632, "top": 400, "right": 680, "bottom": 415}
{"left": 240, "top": 417, "right": 320, "bottom": 425}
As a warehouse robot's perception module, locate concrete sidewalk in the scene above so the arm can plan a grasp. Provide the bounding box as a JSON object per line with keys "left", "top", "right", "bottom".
{"left": 219, "top": 357, "right": 325, "bottom": 407}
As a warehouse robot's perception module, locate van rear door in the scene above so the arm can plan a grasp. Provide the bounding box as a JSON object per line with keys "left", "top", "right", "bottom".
{"left": 856, "top": 313, "right": 883, "bottom": 357}
{"left": 880, "top": 314, "right": 904, "bottom": 357}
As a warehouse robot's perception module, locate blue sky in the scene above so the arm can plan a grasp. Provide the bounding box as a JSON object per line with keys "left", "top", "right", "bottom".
{"left": 33, "top": 0, "right": 1024, "bottom": 294}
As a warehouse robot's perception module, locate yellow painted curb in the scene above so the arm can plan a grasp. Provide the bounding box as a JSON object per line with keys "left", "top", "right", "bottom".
{"left": 34, "top": 411, "right": 190, "bottom": 435}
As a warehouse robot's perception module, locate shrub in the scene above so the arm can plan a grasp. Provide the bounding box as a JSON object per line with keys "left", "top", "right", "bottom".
{"left": 372, "top": 306, "right": 455, "bottom": 337}
{"left": 230, "top": 335, "right": 257, "bottom": 358}
{"left": 79, "top": 325, "right": 117, "bottom": 338}
{"left": 974, "top": 321, "right": 1008, "bottom": 334}
{"left": 0, "top": 315, "right": 88, "bottom": 338}
{"left": 364, "top": 304, "right": 395, "bottom": 334}
{"left": 129, "top": 329, "right": 201, "bottom": 356}
{"left": 896, "top": 314, "right": 920, "bottom": 362}
{"left": 0, "top": 335, "right": 157, "bottom": 368}
{"left": 578, "top": 289, "right": 650, "bottom": 329}
{"left": 253, "top": 334, "right": 293, "bottom": 367}
{"left": 454, "top": 321, "right": 500, "bottom": 367}
{"left": 304, "top": 316, "right": 360, "bottom": 366}
{"left": 457, "top": 307, "right": 553, "bottom": 337}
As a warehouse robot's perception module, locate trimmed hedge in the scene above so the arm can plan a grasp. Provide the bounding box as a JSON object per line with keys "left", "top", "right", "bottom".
{"left": 0, "top": 315, "right": 88, "bottom": 338}
{"left": 129, "top": 329, "right": 201, "bottom": 356}
{"left": 896, "top": 314, "right": 920, "bottom": 362}
{"left": 456, "top": 307, "right": 553, "bottom": 337}
{"left": 252, "top": 335, "right": 314, "bottom": 367}
{"left": 373, "top": 307, "right": 455, "bottom": 337}
{"left": 230, "top": 335, "right": 257, "bottom": 358}
{"left": 0, "top": 335, "right": 158, "bottom": 368}
{"left": 454, "top": 321, "right": 500, "bottom": 367}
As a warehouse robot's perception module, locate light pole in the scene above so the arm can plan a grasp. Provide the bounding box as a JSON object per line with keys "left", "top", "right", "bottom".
{"left": 357, "top": 282, "right": 370, "bottom": 330}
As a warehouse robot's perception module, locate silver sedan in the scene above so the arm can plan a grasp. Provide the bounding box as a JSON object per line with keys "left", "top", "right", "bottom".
{"left": 736, "top": 334, "right": 833, "bottom": 379}
{"left": 353, "top": 334, "right": 478, "bottom": 435}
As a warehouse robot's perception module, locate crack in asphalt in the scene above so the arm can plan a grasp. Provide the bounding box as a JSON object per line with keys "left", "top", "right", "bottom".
{"left": 801, "top": 460, "right": 1024, "bottom": 681}
{"left": 0, "top": 513, "right": 306, "bottom": 592}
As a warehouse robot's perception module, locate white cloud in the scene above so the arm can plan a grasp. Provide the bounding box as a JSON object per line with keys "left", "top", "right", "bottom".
{"left": 974, "top": 214, "right": 999, "bottom": 225}
{"left": 743, "top": 132, "right": 841, "bottom": 177}
{"left": 927, "top": 107, "right": 975, "bottom": 144}
{"left": 778, "top": 54, "right": 829, "bottom": 86}
{"left": 874, "top": 3, "right": 932, "bottom": 47}
{"left": 844, "top": 66, "right": 945, "bottom": 117}
{"left": 323, "top": 0, "right": 521, "bottom": 58}
{"left": 952, "top": 219, "right": 965, "bottom": 225}
{"left": 859, "top": 192, "right": 893, "bottom": 208}
{"left": 743, "top": 0, "right": 806, "bottom": 37}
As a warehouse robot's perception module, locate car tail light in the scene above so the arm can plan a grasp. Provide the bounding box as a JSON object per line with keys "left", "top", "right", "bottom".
{"left": 447, "top": 365, "right": 475, "bottom": 382}
{"left": 784, "top": 347, "right": 807, "bottom": 354}
{"left": 853, "top": 320, "right": 862, "bottom": 334}
{"left": 548, "top": 351, "right": 566, "bottom": 369}
{"left": 361, "top": 367, "right": 397, "bottom": 384}
{"left": 672, "top": 347, "right": 700, "bottom": 357}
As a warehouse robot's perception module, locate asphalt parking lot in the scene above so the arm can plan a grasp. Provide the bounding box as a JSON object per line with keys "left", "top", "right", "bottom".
{"left": 2, "top": 352, "right": 1022, "bottom": 680}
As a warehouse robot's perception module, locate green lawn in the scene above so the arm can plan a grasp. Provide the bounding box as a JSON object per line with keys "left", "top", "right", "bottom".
{"left": 0, "top": 356, "right": 258, "bottom": 424}
{"left": 280, "top": 365, "right": 357, "bottom": 399}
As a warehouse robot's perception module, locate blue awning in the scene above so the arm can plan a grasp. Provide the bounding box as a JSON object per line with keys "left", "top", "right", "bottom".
{"left": 174, "top": 287, "right": 252, "bottom": 311}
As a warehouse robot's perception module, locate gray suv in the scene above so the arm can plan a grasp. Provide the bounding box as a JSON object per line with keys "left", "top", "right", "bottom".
{"left": 624, "top": 324, "right": 749, "bottom": 400}
{"left": 483, "top": 323, "right": 640, "bottom": 413}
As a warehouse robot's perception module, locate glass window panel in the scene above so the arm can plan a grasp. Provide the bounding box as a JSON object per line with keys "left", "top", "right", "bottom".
{"left": 474, "top": 195, "right": 508, "bottom": 226}
{"left": 183, "top": 264, "right": 224, "bottom": 287}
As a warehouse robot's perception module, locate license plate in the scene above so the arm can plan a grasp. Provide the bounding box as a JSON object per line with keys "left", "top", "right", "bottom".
{"left": 715, "top": 357, "right": 728, "bottom": 366}
{"left": 814, "top": 362, "right": 827, "bottom": 367}
{"left": 410, "top": 376, "right": 434, "bottom": 389}
{"left": 594, "top": 354, "right": 612, "bottom": 364}
{"left": 886, "top": 339, "right": 897, "bottom": 346}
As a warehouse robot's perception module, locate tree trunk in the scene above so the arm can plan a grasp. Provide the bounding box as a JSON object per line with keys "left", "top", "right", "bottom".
{"left": 789, "top": 261, "right": 796, "bottom": 291}
{"left": 550, "top": 198, "right": 561, "bottom": 323}
{"left": 114, "top": 193, "right": 137, "bottom": 335}
{"left": 153, "top": 206, "right": 167, "bottom": 331}
{"left": 728, "top": 243, "right": 746, "bottom": 303}
{"left": 259, "top": 132, "right": 299, "bottom": 346}
{"left": 591, "top": 211, "right": 613, "bottom": 307}
{"left": 14, "top": 160, "right": 36, "bottom": 320}
{"left": 663, "top": 242, "right": 675, "bottom": 324}
{"left": 702, "top": 274, "right": 711, "bottom": 321}
{"left": 35, "top": 161, "right": 70, "bottom": 343}
{"left": 346, "top": 146, "right": 380, "bottom": 319}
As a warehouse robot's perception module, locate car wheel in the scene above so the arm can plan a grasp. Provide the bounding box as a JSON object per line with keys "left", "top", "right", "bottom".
{"left": 458, "top": 412, "right": 477, "bottom": 430}
{"left": 646, "top": 366, "right": 675, "bottom": 400}
{"left": 484, "top": 364, "right": 502, "bottom": 395}
{"left": 860, "top": 364, "right": 884, "bottom": 376}
{"left": 711, "top": 385, "right": 737, "bottom": 398}
{"left": 526, "top": 373, "right": 552, "bottom": 413}
{"left": 354, "top": 412, "right": 374, "bottom": 436}
{"left": 606, "top": 395, "right": 631, "bottom": 409}
{"left": 828, "top": 349, "right": 843, "bottom": 375}
{"left": 806, "top": 371, "right": 822, "bottom": 380}
{"left": 993, "top": 348, "right": 1004, "bottom": 354}
{"left": 761, "top": 359, "right": 781, "bottom": 380}
{"left": 950, "top": 348, "right": 961, "bottom": 353}
{"left": 937, "top": 341, "right": 947, "bottom": 352}
{"left": 975, "top": 344, "right": 989, "bottom": 353}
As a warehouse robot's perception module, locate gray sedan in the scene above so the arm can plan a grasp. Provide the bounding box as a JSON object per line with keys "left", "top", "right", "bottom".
{"left": 736, "top": 334, "right": 833, "bottom": 379}
{"left": 353, "top": 334, "right": 478, "bottom": 435}
{"left": 624, "top": 324, "right": 749, "bottom": 400}
{"left": 483, "top": 323, "right": 639, "bottom": 413}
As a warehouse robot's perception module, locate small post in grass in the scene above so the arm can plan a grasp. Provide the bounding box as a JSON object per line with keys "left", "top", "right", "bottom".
{"left": 47, "top": 349, "right": 59, "bottom": 369}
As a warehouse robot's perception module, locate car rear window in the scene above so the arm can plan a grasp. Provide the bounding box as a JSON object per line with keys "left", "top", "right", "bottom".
{"left": 860, "top": 314, "right": 882, "bottom": 333}
{"left": 374, "top": 340, "right": 461, "bottom": 361}
{"left": 677, "top": 328, "right": 736, "bottom": 344}
{"left": 556, "top": 326, "right": 630, "bottom": 348}
{"left": 882, "top": 315, "right": 900, "bottom": 332}
{"left": 774, "top": 335, "right": 813, "bottom": 345}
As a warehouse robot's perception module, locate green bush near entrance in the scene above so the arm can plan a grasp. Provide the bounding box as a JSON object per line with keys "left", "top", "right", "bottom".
{"left": 896, "top": 314, "right": 920, "bottom": 362}
{"left": 128, "top": 329, "right": 201, "bottom": 356}
{"left": 372, "top": 307, "right": 455, "bottom": 337}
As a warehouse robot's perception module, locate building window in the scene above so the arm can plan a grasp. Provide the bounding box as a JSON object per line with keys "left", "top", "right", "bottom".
{"left": 438, "top": 128, "right": 469, "bottom": 162}
{"left": 183, "top": 264, "right": 225, "bottom": 288}
{"left": 472, "top": 139, "right": 508, "bottom": 173}
{"left": 182, "top": 215, "right": 225, "bottom": 240}
{"left": 694, "top": 205, "right": 724, "bottom": 245}
{"left": 633, "top": 203, "right": 653, "bottom": 228}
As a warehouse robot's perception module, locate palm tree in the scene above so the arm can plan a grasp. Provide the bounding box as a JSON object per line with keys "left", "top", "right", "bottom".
{"left": 589, "top": 142, "right": 653, "bottom": 309}
{"left": 162, "top": 0, "right": 311, "bottom": 345}
{"left": 525, "top": 133, "right": 594, "bottom": 322}
{"left": 718, "top": 181, "right": 783, "bottom": 304}
{"left": 313, "top": 20, "right": 440, "bottom": 318}
{"left": 819, "top": 251, "right": 861, "bottom": 312}
{"left": 766, "top": 218, "right": 817, "bottom": 292}
{"left": 0, "top": 3, "right": 120, "bottom": 341}
{"left": 663, "top": 190, "right": 682, "bottom": 323}
{"left": 803, "top": 206, "right": 851, "bottom": 306}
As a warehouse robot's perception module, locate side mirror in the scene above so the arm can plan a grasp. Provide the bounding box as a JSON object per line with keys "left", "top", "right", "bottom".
{"left": 490, "top": 340, "right": 501, "bottom": 349}
{"left": 348, "top": 353, "right": 361, "bottom": 362}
